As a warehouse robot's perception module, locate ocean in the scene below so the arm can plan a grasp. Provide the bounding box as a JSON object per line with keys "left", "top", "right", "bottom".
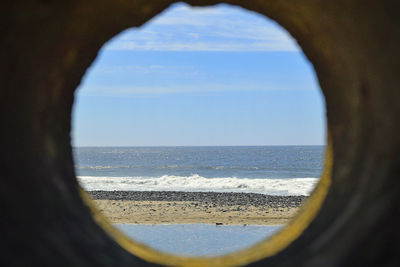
{"left": 74, "top": 146, "right": 324, "bottom": 256}
{"left": 75, "top": 146, "right": 324, "bottom": 196}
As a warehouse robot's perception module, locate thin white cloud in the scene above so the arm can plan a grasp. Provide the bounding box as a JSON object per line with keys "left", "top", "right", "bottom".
{"left": 153, "top": 4, "right": 228, "bottom": 25}
{"left": 78, "top": 82, "right": 307, "bottom": 97}
{"left": 89, "top": 64, "right": 194, "bottom": 78}
{"left": 107, "top": 41, "right": 296, "bottom": 52}
{"left": 103, "top": 3, "right": 300, "bottom": 52}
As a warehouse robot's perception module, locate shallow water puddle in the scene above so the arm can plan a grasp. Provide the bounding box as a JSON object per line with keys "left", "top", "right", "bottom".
{"left": 115, "top": 224, "right": 283, "bottom": 256}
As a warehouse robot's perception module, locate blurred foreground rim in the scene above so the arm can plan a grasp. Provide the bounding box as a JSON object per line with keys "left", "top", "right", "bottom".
{"left": 0, "top": 0, "right": 399, "bottom": 266}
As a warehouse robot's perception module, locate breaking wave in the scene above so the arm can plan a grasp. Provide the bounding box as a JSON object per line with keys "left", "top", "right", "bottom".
{"left": 78, "top": 174, "right": 319, "bottom": 196}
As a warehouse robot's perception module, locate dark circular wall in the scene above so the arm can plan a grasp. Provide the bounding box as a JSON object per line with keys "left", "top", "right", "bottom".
{"left": 0, "top": 0, "right": 399, "bottom": 266}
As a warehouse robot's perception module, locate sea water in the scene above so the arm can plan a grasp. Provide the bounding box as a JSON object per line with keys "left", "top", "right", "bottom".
{"left": 74, "top": 146, "right": 324, "bottom": 255}
{"left": 115, "top": 224, "right": 283, "bottom": 256}
{"left": 75, "top": 146, "right": 324, "bottom": 196}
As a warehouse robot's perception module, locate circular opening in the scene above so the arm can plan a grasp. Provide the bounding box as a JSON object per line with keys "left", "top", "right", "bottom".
{"left": 72, "top": 2, "right": 329, "bottom": 265}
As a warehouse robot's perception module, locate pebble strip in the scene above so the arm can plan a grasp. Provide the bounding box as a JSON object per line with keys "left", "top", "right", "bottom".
{"left": 88, "top": 191, "right": 307, "bottom": 209}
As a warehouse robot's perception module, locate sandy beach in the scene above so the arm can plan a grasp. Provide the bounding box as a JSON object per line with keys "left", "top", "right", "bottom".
{"left": 89, "top": 191, "right": 307, "bottom": 225}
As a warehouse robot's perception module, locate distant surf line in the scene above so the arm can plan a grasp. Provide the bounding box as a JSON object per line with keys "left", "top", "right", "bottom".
{"left": 78, "top": 174, "right": 319, "bottom": 196}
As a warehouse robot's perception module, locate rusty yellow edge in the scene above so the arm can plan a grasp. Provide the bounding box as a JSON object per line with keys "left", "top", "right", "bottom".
{"left": 80, "top": 138, "right": 332, "bottom": 267}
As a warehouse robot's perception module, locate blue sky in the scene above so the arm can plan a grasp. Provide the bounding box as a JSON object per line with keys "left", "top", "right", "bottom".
{"left": 72, "top": 3, "right": 326, "bottom": 146}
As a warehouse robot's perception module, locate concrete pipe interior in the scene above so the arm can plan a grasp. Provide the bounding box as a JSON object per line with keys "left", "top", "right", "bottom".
{"left": 0, "top": 0, "right": 399, "bottom": 266}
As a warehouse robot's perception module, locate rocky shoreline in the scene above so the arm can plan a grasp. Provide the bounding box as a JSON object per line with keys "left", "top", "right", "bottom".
{"left": 88, "top": 191, "right": 307, "bottom": 209}
{"left": 88, "top": 191, "right": 308, "bottom": 225}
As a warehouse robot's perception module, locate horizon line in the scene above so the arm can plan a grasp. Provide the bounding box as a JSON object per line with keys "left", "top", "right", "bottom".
{"left": 72, "top": 144, "right": 326, "bottom": 148}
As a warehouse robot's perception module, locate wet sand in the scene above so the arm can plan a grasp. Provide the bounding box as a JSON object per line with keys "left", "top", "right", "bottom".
{"left": 89, "top": 191, "right": 307, "bottom": 225}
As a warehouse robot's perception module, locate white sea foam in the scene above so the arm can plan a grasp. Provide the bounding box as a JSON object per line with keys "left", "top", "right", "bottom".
{"left": 78, "top": 174, "right": 319, "bottom": 196}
